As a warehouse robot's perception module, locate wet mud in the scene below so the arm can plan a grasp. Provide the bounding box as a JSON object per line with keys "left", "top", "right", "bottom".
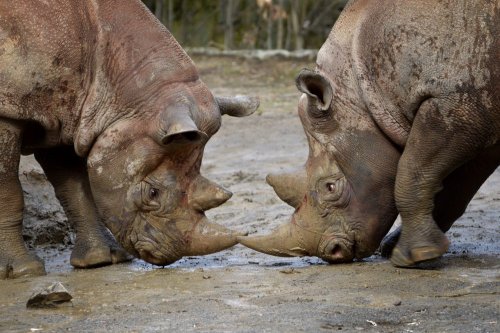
{"left": 1, "top": 56, "right": 499, "bottom": 332}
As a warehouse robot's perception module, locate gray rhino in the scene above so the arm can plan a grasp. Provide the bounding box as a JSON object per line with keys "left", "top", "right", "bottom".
{"left": 0, "top": 0, "right": 258, "bottom": 278}
{"left": 239, "top": 0, "right": 499, "bottom": 267}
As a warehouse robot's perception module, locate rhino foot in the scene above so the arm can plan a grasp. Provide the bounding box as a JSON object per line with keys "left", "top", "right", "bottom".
{"left": 379, "top": 227, "right": 401, "bottom": 258}
{"left": 0, "top": 252, "right": 46, "bottom": 279}
{"left": 70, "top": 230, "right": 132, "bottom": 268}
{"left": 390, "top": 225, "right": 449, "bottom": 267}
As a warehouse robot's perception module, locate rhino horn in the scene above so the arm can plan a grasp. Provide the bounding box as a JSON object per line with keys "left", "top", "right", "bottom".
{"left": 216, "top": 95, "right": 260, "bottom": 117}
{"left": 190, "top": 176, "right": 232, "bottom": 211}
{"left": 185, "top": 218, "right": 245, "bottom": 256}
{"left": 237, "top": 222, "right": 308, "bottom": 257}
{"left": 157, "top": 107, "right": 207, "bottom": 145}
{"left": 266, "top": 168, "right": 307, "bottom": 208}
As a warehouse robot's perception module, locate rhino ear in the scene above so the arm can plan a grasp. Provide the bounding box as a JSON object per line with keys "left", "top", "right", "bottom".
{"left": 216, "top": 95, "right": 260, "bottom": 117}
{"left": 156, "top": 107, "right": 207, "bottom": 145}
{"left": 296, "top": 69, "right": 333, "bottom": 111}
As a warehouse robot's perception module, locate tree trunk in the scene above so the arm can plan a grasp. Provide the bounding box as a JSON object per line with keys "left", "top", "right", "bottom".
{"left": 167, "top": 0, "right": 174, "bottom": 30}
{"left": 224, "top": 0, "right": 234, "bottom": 50}
{"left": 266, "top": 5, "right": 273, "bottom": 50}
{"left": 291, "top": 0, "right": 303, "bottom": 50}
{"left": 154, "top": 0, "right": 163, "bottom": 21}
{"left": 285, "top": 4, "right": 292, "bottom": 50}
{"left": 276, "top": 0, "right": 284, "bottom": 49}
{"left": 181, "top": 0, "right": 189, "bottom": 44}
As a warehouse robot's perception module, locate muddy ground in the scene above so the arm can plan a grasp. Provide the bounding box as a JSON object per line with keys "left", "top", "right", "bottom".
{"left": 1, "top": 56, "right": 498, "bottom": 332}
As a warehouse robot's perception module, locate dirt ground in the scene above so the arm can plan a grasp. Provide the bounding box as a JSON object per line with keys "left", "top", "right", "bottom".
{"left": 1, "top": 56, "right": 498, "bottom": 333}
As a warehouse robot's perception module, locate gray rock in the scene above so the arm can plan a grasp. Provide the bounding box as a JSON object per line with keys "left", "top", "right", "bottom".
{"left": 26, "top": 282, "right": 72, "bottom": 308}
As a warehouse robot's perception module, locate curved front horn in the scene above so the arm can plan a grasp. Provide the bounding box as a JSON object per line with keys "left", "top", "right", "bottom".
{"left": 237, "top": 222, "right": 308, "bottom": 257}
{"left": 156, "top": 107, "right": 207, "bottom": 145}
{"left": 216, "top": 95, "right": 260, "bottom": 117}
{"left": 266, "top": 168, "right": 307, "bottom": 208}
{"left": 185, "top": 218, "right": 245, "bottom": 256}
{"left": 189, "top": 176, "right": 232, "bottom": 211}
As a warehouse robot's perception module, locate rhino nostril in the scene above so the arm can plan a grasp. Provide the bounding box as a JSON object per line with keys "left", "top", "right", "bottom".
{"left": 330, "top": 243, "right": 344, "bottom": 259}
{"left": 320, "top": 237, "right": 354, "bottom": 263}
{"left": 182, "top": 131, "right": 202, "bottom": 142}
{"left": 162, "top": 131, "right": 203, "bottom": 145}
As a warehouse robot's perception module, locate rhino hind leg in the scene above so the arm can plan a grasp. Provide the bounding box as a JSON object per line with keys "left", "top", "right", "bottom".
{"left": 0, "top": 119, "right": 46, "bottom": 279}
{"left": 392, "top": 96, "right": 494, "bottom": 267}
{"left": 379, "top": 227, "right": 400, "bottom": 258}
{"left": 34, "top": 147, "right": 132, "bottom": 268}
{"left": 432, "top": 145, "right": 500, "bottom": 231}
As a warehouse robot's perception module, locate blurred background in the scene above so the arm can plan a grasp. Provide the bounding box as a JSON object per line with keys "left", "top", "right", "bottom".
{"left": 142, "top": 0, "right": 348, "bottom": 50}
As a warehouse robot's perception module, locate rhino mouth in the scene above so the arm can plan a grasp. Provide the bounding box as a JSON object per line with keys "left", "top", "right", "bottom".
{"left": 291, "top": 217, "right": 356, "bottom": 263}
{"left": 128, "top": 215, "right": 185, "bottom": 266}
{"left": 136, "top": 245, "right": 180, "bottom": 266}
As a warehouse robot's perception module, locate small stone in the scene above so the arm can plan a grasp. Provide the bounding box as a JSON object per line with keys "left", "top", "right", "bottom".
{"left": 26, "top": 282, "right": 73, "bottom": 309}
{"left": 279, "top": 268, "right": 300, "bottom": 274}
{"left": 393, "top": 300, "right": 402, "bottom": 306}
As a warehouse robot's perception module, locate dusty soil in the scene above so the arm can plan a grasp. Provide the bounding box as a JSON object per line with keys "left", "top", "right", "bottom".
{"left": 1, "top": 56, "right": 498, "bottom": 333}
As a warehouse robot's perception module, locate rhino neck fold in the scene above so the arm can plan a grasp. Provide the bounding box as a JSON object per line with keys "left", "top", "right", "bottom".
{"left": 73, "top": 1, "right": 114, "bottom": 157}
{"left": 345, "top": 3, "right": 416, "bottom": 147}
{"left": 74, "top": 0, "right": 199, "bottom": 157}
{"left": 316, "top": 6, "right": 411, "bottom": 148}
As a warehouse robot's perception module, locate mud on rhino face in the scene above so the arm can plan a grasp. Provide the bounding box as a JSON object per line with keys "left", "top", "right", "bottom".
{"left": 239, "top": 69, "right": 400, "bottom": 262}
{"left": 86, "top": 83, "right": 258, "bottom": 265}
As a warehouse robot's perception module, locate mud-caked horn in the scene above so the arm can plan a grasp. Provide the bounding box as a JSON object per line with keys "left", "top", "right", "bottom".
{"left": 185, "top": 218, "right": 244, "bottom": 256}
{"left": 156, "top": 106, "right": 207, "bottom": 145}
{"left": 237, "top": 222, "right": 308, "bottom": 257}
{"left": 266, "top": 168, "right": 307, "bottom": 209}
{"left": 189, "top": 176, "right": 232, "bottom": 211}
{"left": 216, "top": 95, "right": 260, "bottom": 117}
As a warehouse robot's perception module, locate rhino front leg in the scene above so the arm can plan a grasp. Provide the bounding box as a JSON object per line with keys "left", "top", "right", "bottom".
{"left": 34, "top": 147, "right": 132, "bottom": 268}
{"left": 380, "top": 147, "right": 499, "bottom": 258}
{"left": 392, "top": 96, "right": 492, "bottom": 267}
{"left": 0, "top": 119, "right": 45, "bottom": 278}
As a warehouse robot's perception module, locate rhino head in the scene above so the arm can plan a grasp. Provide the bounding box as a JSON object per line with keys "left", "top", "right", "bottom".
{"left": 84, "top": 93, "right": 258, "bottom": 266}
{"left": 69, "top": 1, "right": 259, "bottom": 266}
{"left": 238, "top": 69, "right": 400, "bottom": 262}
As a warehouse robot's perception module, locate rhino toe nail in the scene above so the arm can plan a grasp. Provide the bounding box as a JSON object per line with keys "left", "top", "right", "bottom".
{"left": 390, "top": 247, "right": 415, "bottom": 267}
{"left": 111, "top": 249, "right": 133, "bottom": 264}
{"left": 410, "top": 246, "right": 443, "bottom": 263}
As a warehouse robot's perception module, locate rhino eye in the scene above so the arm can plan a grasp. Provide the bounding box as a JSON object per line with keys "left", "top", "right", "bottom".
{"left": 317, "top": 176, "right": 349, "bottom": 208}
{"left": 149, "top": 187, "right": 160, "bottom": 200}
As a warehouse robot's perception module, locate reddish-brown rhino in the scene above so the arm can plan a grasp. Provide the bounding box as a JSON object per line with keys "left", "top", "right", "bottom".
{"left": 0, "top": 0, "right": 258, "bottom": 278}
{"left": 239, "top": 0, "right": 499, "bottom": 267}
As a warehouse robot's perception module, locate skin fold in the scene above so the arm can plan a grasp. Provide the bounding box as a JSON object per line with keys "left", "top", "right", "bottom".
{"left": 0, "top": 0, "right": 258, "bottom": 279}
{"left": 238, "top": 0, "right": 499, "bottom": 267}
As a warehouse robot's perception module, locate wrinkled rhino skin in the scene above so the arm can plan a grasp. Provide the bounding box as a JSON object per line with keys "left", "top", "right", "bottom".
{"left": 239, "top": 0, "right": 499, "bottom": 267}
{"left": 0, "top": 0, "right": 258, "bottom": 279}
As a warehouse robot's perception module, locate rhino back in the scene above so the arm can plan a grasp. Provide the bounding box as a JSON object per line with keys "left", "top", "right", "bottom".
{"left": 318, "top": 0, "right": 500, "bottom": 145}
{"left": 0, "top": 0, "right": 96, "bottom": 146}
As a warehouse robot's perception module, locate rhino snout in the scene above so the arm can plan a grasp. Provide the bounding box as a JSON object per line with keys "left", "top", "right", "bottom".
{"left": 130, "top": 219, "right": 184, "bottom": 265}
{"left": 318, "top": 236, "right": 355, "bottom": 263}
